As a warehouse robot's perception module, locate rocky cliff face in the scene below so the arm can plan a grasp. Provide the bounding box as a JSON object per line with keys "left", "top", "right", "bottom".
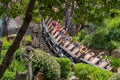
{"left": 112, "top": 49, "right": 120, "bottom": 58}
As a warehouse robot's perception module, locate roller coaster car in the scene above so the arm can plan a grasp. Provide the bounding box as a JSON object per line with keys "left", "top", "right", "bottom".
{"left": 66, "top": 44, "right": 74, "bottom": 51}
{"left": 72, "top": 48, "right": 80, "bottom": 55}
{"left": 51, "top": 29, "right": 56, "bottom": 35}
{"left": 63, "top": 41, "right": 70, "bottom": 47}
{"left": 45, "top": 18, "right": 53, "bottom": 26}
{"left": 47, "top": 21, "right": 52, "bottom": 28}
{"left": 55, "top": 35, "right": 62, "bottom": 43}
{"left": 107, "top": 66, "right": 113, "bottom": 71}
{"left": 76, "top": 53, "right": 82, "bottom": 59}
{"left": 49, "top": 27, "right": 54, "bottom": 33}
{"left": 53, "top": 32, "right": 59, "bottom": 38}
{"left": 66, "top": 46, "right": 82, "bottom": 59}
{"left": 44, "top": 18, "right": 49, "bottom": 24}
{"left": 90, "top": 57, "right": 101, "bottom": 64}
{"left": 84, "top": 52, "right": 95, "bottom": 61}
{"left": 48, "top": 23, "right": 52, "bottom": 30}
{"left": 99, "top": 61, "right": 109, "bottom": 68}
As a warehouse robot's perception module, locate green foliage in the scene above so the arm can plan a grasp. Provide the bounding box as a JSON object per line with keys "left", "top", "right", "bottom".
{"left": 32, "top": 50, "right": 61, "bottom": 80}
{"left": 1, "top": 60, "right": 26, "bottom": 80}
{"left": 74, "top": 63, "right": 113, "bottom": 80}
{"left": 38, "top": 0, "right": 64, "bottom": 20}
{"left": 109, "top": 57, "right": 120, "bottom": 70}
{"left": 73, "top": 29, "right": 88, "bottom": 42}
{"left": 56, "top": 58, "right": 71, "bottom": 79}
{"left": 2, "top": 37, "right": 13, "bottom": 50}
{"left": 1, "top": 50, "right": 7, "bottom": 57}
{"left": 32, "top": 1, "right": 42, "bottom": 23}
{"left": 83, "top": 27, "right": 111, "bottom": 49}
{"left": 0, "top": 37, "right": 26, "bottom": 79}
{"left": 32, "top": 17, "right": 41, "bottom": 23}
{"left": 110, "top": 74, "right": 120, "bottom": 80}
{"left": 76, "top": 16, "right": 120, "bottom": 50}
{"left": 9, "top": 0, "right": 29, "bottom": 18}
{"left": 74, "top": 0, "right": 120, "bottom": 24}
{"left": 24, "top": 35, "right": 32, "bottom": 43}
{"left": 9, "top": 60, "right": 26, "bottom": 72}
{"left": 1, "top": 70, "right": 16, "bottom": 80}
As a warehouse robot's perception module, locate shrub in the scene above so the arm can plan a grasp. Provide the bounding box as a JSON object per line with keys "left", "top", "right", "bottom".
{"left": 15, "top": 47, "right": 24, "bottom": 61}
{"left": 73, "top": 29, "right": 88, "bottom": 42}
{"left": 0, "top": 50, "right": 7, "bottom": 64}
{"left": 1, "top": 70, "right": 16, "bottom": 80}
{"left": 9, "top": 60, "right": 26, "bottom": 72}
{"left": 24, "top": 35, "right": 32, "bottom": 43}
{"left": 32, "top": 50, "right": 61, "bottom": 80}
{"left": 2, "top": 37, "right": 13, "bottom": 50}
{"left": 76, "top": 16, "right": 120, "bottom": 50}
{"left": 74, "top": 63, "right": 113, "bottom": 80}
{"left": 1, "top": 50, "right": 7, "bottom": 57}
{"left": 56, "top": 58, "right": 71, "bottom": 79}
{"left": 109, "top": 57, "right": 120, "bottom": 70}
{"left": 1, "top": 60, "right": 26, "bottom": 80}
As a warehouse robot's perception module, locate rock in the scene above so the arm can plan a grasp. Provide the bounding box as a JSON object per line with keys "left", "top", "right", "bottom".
{"left": 7, "top": 34, "right": 17, "bottom": 41}
{"left": 35, "top": 72, "right": 45, "bottom": 80}
{"left": 112, "top": 49, "right": 120, "bottom": 58}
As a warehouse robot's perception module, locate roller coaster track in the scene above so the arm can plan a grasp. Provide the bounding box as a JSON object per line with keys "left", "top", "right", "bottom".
{"left": 42, "top": 17, "right": 113, "bottom": 71}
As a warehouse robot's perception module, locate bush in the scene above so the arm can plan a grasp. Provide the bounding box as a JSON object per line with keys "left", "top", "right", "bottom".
{"left": 2, "top": 37, "right": 13, "bottom": 50}
{"left": 1, "top": 70, "right": 16, "bottom": 80}
{"left": 76, "top": 16, "right": 120, "bottom": 50}
{"left": 0, "top": 38, "right": 27, "bottom": 79}
{"left": 1, "top": 60, "right": 26, "bottom": 80}
{"left": 1, "top": 50, "right": 7, "bottom": 57}
{"left": 74, "top": 63, "right": 113, "bottom": 80}
{"left": 9, "top": 60, "right": 26, "bottom": 72}
{"left": 73, "top": 29, "right": 88, "bottom": 42}
{"left": 32, "top": 50, "right": 61, "bottom": 80}
{"left": 24, "top": 35, "right": 32, "bottom": 43}
{"left": 109, "top": 57, "right": 120, "bottom": 70}
{"left": 56, "top": 58, "right": 71, "bottom": 79}
{"left": 0, "top": 50, "right": 7, "bottom": 64}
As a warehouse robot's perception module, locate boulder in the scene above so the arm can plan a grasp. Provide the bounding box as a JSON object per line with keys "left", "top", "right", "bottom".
{"left": 7, "top": 34, "right": 17, "bottom": 41}
{"left": 34, "top": 72, "right": 45, "bottom": 80}
{"left": 111, "top": 49, "right": 120, "bottom": 58}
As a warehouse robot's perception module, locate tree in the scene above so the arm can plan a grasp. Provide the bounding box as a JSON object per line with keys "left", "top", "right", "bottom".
{"left": 64, "top": 0, "right": 76, "bottom": 36}
{"left": 0, "top": 0, "right": 30, "bottom": 37}
{"left": 74, "top": 0, "right": 120, "bottom": 24}
{"left": 0, "top": 0, "right": 10, "bottom": 36}
{"left": 0, "top": 0, "right": 36, "bottom": 78}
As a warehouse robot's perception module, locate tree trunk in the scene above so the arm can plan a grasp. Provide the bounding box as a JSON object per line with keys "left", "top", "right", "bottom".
{"left": 0, "top": 40, "right": 2, "bottom": 57}
{"left": 0, "top": 0, "right": 36, "bottom": 78}
{"left": 64, "top": 0, "right": 69, "bottom": 29}
{"left": 2, "top": 2, "right": 9, "bottom": 36}
{"left": 64, "top": 1, "right": 76, "bottom": 36}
